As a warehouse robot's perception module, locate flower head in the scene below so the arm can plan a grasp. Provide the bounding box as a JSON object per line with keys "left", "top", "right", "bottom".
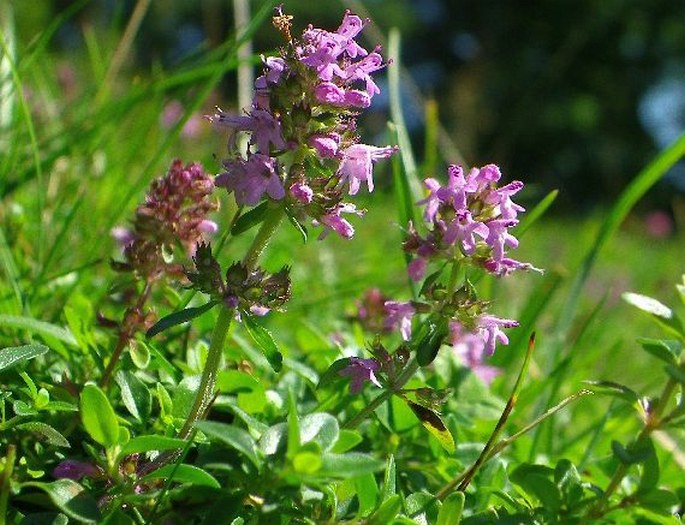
{"left": 338, "top": 144, "right": 399, "bottom": 195}
{"left": 339, "top": 357, "right": 382, "bottom": 394}
{"left": 384, "top": 301, "right": 415, "bottom": 341}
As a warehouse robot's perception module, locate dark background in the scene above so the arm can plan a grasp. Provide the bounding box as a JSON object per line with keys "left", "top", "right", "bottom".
{"left": 15, "top": 0, "right": 685, "bottom": 213}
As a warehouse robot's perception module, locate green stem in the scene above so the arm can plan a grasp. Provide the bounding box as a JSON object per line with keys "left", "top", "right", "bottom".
{"left": 179, "top": 305, "right": 233, "bottom": 439}
{"left": 242, "top": 203, "right": 285, "bottom": 270}
{"left": 178, "top": 204, "right": 285, "bottom": 439}
{"left": 0, "top": 444, "right": 15, "bottom": 525}
{"left": 587, "top": 374, "right": 679, "bottom": 518}
{"left": 343, "top": 359, "right": 420, "bottom": 429}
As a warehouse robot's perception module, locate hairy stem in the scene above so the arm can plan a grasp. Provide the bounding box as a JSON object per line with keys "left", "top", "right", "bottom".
{"left": 243, "top": 204, "right": 285, "bottom": 270}
{"left": 178, "top": 204, "right": 285, "bottom": 438}
{"left": 179, "top": 305, "right": 233, "bottom": 439}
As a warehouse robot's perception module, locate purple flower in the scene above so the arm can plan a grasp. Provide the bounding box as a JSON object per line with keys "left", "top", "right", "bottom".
{"left": 483, "top": 218, "right": 520, "bottom": 263}
{"left": 478, "top": 314, "right": 519, "bottom": 355}
{"left": 314, "top": 82, "right": 347, "bottom": 105}
{"left": 215, "top": 154, "right": 285, "bottom": 206}
{"left": 308, "top": 133, "right": 340, "bottom": 158}
{"left": 53, "top": 460, "right": 100, "bottom": 480}
{"left": 111, "top": 226, "right": 135, "bottom": 249}
{"left": 316, "top": 202, "right": 364, "bottom": 239}
{"left": 207, "top": 108, "right": 286, "bottom": 154}
{"left": 289, "top": 181, "right": 314, "bottom": 204}
{"left": 408, "top": 257, "right": 428, "bottom": 281}
{"left": 343, "top": 50, "right": 385, "bottom": 97}
{"left": 449, "top": 321, "right": 501, "bottom": 385}
{"left": 443, "top": 209, "right": 488, "bottom": 254}
{"left": 339, "top": 357, "right": 382, "bottom": 394}
{"left": 384, "top": 301, "right": 415, "bottom": 341}
{"left": 338, "top": 144, "right": 398, "bottom": 195}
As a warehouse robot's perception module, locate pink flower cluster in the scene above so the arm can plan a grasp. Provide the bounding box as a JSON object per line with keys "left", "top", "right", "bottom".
{"left": 208, "top": 9, "right": 397, "bottom": 239}
{"left": 111, "top": 160, "right": 218, "bottom": 280}
{"left": 405, "top": 164, "right": 540, "bottom": 279}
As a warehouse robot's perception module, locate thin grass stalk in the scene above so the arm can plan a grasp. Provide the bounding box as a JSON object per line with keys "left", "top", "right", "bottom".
{"left": 96, "top": 0, "right": 153, "bottom": 105}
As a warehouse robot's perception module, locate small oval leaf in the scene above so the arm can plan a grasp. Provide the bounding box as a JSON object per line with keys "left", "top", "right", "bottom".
{"left": 80, "top": 384, "right": 120, "bottom": 448}
{"left": 23, "top": 480, "right": 101, "bottom": 523}
{"left": 406, "top": 400, "right": 455, "bottom": 453}
{"left": 16, "top": 422, "right": 70, "bottom": 448}
{"left": 141, "top": 463, "right": 220, "bottom": 488}
{"left": 0, "top": 343, "right": 49, "bottom": 372}
{"left": 242, "top": 314, "right": 282, "bottom": 372}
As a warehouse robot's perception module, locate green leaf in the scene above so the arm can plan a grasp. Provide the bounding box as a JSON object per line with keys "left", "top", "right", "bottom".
{"left": 146, "top": 301, "right": 218, "bottom": 338}
{"left": 119, "top": 435, "right": 187, "bottom": 457}
{"left": 259, "top": 422, "right": 287, "bottom": 455}
{"left": 242, "top": 313, "right": 282, "bottom": 372}
{"left": 216, "top": 369, "right": 267, "bottom": 414}
{"left": 318, "top": 452, "right": 384, "bottom": 478}
{"left": 195, "top": 420, "right": 262, "bottom": 468}
{"left": 381, "top": 454, "right": 396, "bottom": 501}
{"left": 292, "top": 447, "right": 322, "bottom": 474}
{"left": 637, "top": 437, "right": 659, "bottom": 494}
{"left": 635, "top": 488, "right": 679, "bottom": 513}
{"left": 331, "top": 429, "right": 362, "bottom": 454}
{"left": 611, "top": 440, "right": 653, "bottom": 465}
{"left": 231, "top": 201, "right": 268, "bottom": 235}
{"left": 405, "top": 400, "right": 455, "bottom": 453}
{"left": 405, "top": 492, "right": 439, "bottom": 523}
{"left": 299, "top": 413, "right": 339, "bottom": 453}
{"left": 141, "top": 463, "right": 220, "bottom": 488}
{"left": 355, "top": 472, "right": 379, "bottom": 516}
{"left": 80, "top": 384, "right": 120, "bottom": 448}
{"left": 437, "top": 491, "right": 465, "bottom": 525}
{"left": 286, "top": 211, "right": 308, "bottom": 243}
{"left": 16, "top": 422, "right": 70, "bottom": 448}
{"left": 23, "top": 480, "right": 101, "bottom": 523}
{"left": 554, "top": 459, "right": 583, "bottom": 509}
{"left": 510, "top": 465, "right": 561, "bottom": 511}
{"left": 415, "top": 322, "right": 448, "bottom": 367}
{"left": 0, "top": 343, "right": 49, "bottom": 372}
{"left": 583, "top": 380, "right": 639, "bottom": 403}
{"left": 367, "top": 494, "right": 402, "bottom": 525}
{"left": 129, "top": 339, "right": 151, "bottom": 369}
{"left": 664, "top": 363, "right": 685, "bottom": 386}
{"left": 0, "top": 315, "right": 77, "bottom": 347}
{"left": 287, "top": 390, "right": 300, "bottom": 459}
{"left": 637, "top": 338, "right": 681, "bottom": 365}
{"left": 114, "top": 370, "right": 151, "bottom": 422}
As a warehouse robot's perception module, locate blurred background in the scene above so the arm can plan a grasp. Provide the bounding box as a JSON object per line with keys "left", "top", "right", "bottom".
{"left": 10, "top": 0, "right": 685, "bottom": 220}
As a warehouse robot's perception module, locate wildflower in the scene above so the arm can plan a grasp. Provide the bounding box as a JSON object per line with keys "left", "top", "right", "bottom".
{"left": 316, "top": 202, "right": 364, "bottom": 239}
{"left": 338, "top": 144, "right": 399, "bottom": 195}
{"left": 215, "top": 154, "right": 285, "bottom": 207}
{"left": 339, "top": 357, "right": 382, "bottom": 393}
{"left": 406, "top": 163, "right": 538, "bottom": 279}
{"left": 308, "top": 133, "right": 340, "bottom": 158}
{"left": 112, "top": 160, "right": 217, "bottom": 279}
{"left": 450, "top": 322, "right": 501, "bottom": 385}
{"left": 289, "top": 181, "right": 314, "bottom": 204}
{"left": 384, "top": 301, "right": 415, "bottom": 341}
{"left": 208, "top": 108, "right": 286, "bottom": 154}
